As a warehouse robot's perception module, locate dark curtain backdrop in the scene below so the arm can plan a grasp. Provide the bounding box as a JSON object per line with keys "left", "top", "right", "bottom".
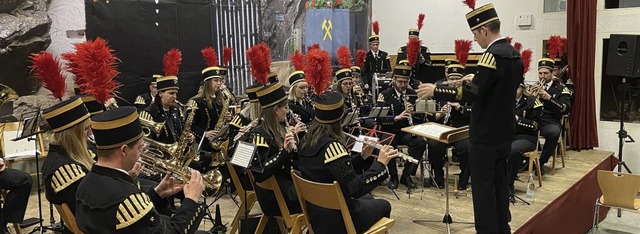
{"left": 567, "top": 0, "right": 599, "bottom": 149}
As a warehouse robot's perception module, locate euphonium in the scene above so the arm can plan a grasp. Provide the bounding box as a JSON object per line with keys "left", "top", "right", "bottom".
{"left": 140, "top": 117, "right": 165, "bottom": 137}
{"left": 139, "top": 151, "right": 223, "bottom": 196}
{"left": 144, "top": 137, "right": 178, "bottom": 159}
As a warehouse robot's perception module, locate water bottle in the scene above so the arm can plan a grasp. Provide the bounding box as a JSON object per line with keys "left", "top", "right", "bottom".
{"left": 525, "top": 173, "right": 536, "bottom": 203}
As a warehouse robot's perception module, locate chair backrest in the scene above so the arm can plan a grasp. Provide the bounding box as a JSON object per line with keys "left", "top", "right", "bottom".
{"left": 227, "top": 163, "right": 248, "bottom": 196}
{"left": 597, "top": 170, "right": 640, "bottom": 209}
{"left": 54, "top": 203, "right": 82, "bottom": 234}
{"left": 290, "top": 171, "right": 357, "bottom": 234}
{"left": 251, "top": 172, "right": 296, "bottom": 226}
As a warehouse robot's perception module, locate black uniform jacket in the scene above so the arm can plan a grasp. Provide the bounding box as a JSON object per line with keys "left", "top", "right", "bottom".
{"left": 75, "top": 164, "right": 203, "bottom": 234}
{"left": 298, "top": 136, "right": 388, "bottom": 234}
{"left": 187, "top": 97, "right": 223, "bottom": 152}
{"left": 288, "top": 99, "right": 315, "bottom": 124}
{"left": 376, "top": 87, "right": 422, "bottom": 134}
{"left": 540, "top": 81, "right": 571, "bottom": 126}
{"left": 433, "top": 38, "right": 523, "bottom": 144}
{"left": 515, "top": 96, "right": 543, "bottom": 141}
{"left": 141, "top": 103, "right": 185, "bottom": 144}
{"left": 362, "top": 50, "right": 391, "bottom": 88}
{"left": 42, "top": 145, "right": 89, "bottom": 214}
{"left": 249, "top": 125, "right": 300, "bottom": 217}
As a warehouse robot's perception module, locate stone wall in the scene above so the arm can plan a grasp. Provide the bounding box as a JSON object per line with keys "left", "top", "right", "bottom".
{"left": 0, "top": 0, "right": 51, "bottom": 96}
{"left": 261, "top": 0, "right": 306, "bottom": 61}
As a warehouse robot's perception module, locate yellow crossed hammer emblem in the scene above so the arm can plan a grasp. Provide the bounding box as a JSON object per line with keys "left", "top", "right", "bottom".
{"left": 322, "top": 19, "right": 333, "bottom": 41}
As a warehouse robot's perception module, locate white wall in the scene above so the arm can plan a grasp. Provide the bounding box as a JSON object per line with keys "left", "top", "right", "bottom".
{"left": 373, "top": 0, "right": 640, "bottom": 172}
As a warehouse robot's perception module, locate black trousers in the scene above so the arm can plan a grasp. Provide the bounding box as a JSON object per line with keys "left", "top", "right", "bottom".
{"left": 539, "top": 123, "right": 561, "bottom": 165}
{"left": 389, "top": 132, "right": 426, "bottom": 180}
{"left": 0, "top": 168, "right": 33, "bottom": 226}
{"left": 507, "top": 138, "right": 536, "bottom": 191}
{"left": 469, "top": 141, "right": 511, "bottom": 234}
{"left": 426, "top": 139, "right": 470, "bottom": 186}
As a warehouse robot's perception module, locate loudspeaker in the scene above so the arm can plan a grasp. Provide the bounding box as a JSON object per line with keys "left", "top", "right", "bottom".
{"left": 606, "top": 34, "right": 640, "bottom": 78}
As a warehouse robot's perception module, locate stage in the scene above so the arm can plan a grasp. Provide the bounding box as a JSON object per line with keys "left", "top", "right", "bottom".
{"left": 19, "top": 149, "right": 615, "bottom": 233}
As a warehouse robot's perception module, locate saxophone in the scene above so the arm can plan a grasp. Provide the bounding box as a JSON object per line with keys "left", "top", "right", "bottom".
{"left": 174, "top": 101, "right": 198, "bottom": 167}
{"left": 209, "top": 93, "right": 230, "bottom": 166}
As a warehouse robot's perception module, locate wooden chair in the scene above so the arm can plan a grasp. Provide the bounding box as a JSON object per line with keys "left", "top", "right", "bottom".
{"left": 250, "top": 172, "right": 305, "bottom": 234}
{"left": 0, "top": 190, "right": 22, "bottom": 234}
{"left": 226, "top": 163, "right": 257, "bottom": 234}
{"left": 524, "top": 135, "right": 543, "bottom": 187}
{"left": 291, "top": 171, "right": 395, "bottom": 234}
{"left": 551, "top": 116, "right": 568, "bottom": 174}
{"left": 591, "top": 170, "right": 640, "bottom": 233}
{"left": 54, "top": 203, "right": 82, "bottom": 234}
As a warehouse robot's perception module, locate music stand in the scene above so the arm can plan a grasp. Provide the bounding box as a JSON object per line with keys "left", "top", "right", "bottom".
{"left": 341, "top": 111, "right": 359, "bottom": 128}
{"left": 368, "top": 106, "right": 389, "bottom": 118}
{"left": 230, "top": 141, "right": 257, "bottom": 233}
{"left": 10, "top": 110, "right": 58, "bottom": 234}
{"left": 402, "top": 123, "right": 473, "bottom": 234}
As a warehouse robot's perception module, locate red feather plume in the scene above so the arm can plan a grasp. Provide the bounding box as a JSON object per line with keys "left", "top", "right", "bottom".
{"left": 560, "top": 37, "right": 567, "bottom": 58}
{"left": 163, "top": 48, "right": 182, "bottom": 76}
{"left": 547, "top": 35, "right": 563, "bottom": 60}
{"left": 201, "top": 47, "right": 218, "bottom": 67}
{"left": 514, "top": 42, "right": 522, "bottom": 53}
{"left": 454, "top": 39, "right": 473, "bottom": 67}
{"left": 73, "top": 37, "right": 121, "bottom": 104}
{"left": 506, "top": 36, "right": 513, "bottom": 45}
{"left": 522, "top": 49, "right": 533, "bottom": 74}
{"left": 304, "top": 49, "right": 332, "bottom": 95}
{"left": 356, "top": 49, "right": 367, "bottom": 69}
{"left": 407, "top": 38, "right": 421, "bottom": 66}
{"left": 61, "top": 46, "right": 87, "bottom": 94}
{"left": 417, "top": 14, "right": 425, "bottom": 31}
{"left": 246, "top": 42, "right": 272, "bottom": 85}
{"left": 462, "top": 0, "right": 476, "bottom": 10}
{"left": 372, "top": 21, "right": 379, "bottom": 35}
{"left": 307, "top": 44, "right": 320, "bottom": 53}
{"left": 290, "top": 50, "right": 305, "bottom": 71}
{"left": 336, "top": 46, "right": 352, "bottom": 69}
{"left": 29, "top": 51, "right": 67, "bottom": 100}
{"left": 223, "top": 47, "right": 233, "bottom": 66}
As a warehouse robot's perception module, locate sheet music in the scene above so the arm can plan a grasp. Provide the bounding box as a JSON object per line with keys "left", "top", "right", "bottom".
{"left": 351, "top": 135, "right": 378, "bottom": 153}
{"left": 230, "top": 141, "right": 256, "bottom": 168}
{"left": 3, "top": 130, "right": 39, "bottom": 160}
{"left": 410, "top": 124, "right": 452, "bottom": 138}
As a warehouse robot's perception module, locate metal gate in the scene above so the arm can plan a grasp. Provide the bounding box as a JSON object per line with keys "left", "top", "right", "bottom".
{"left": 212, "top": 0, "right": 262, "bottom": 96}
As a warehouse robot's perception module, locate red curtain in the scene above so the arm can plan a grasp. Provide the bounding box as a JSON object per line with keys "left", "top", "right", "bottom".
{"left": 567, "top": 0, "right": 598, "bottom": 149}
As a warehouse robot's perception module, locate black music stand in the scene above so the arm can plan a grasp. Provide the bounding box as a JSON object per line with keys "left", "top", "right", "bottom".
{"left": 10, "top": 110, "right": 60, "bottom": 234}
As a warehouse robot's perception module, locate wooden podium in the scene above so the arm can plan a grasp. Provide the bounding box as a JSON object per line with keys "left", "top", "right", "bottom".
{"left": 401, "top": 122, "right": 469, "bottom": 144}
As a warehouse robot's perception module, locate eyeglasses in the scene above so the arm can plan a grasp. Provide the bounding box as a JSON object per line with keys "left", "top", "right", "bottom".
{"left": 212, "top": 78, "right": 224, "bottom": 83}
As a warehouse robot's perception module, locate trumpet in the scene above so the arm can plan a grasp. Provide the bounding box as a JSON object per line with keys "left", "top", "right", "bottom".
{"left": 525, "top": 80, "right": 545, "bottom": 97}
{"left": 343, "top": 132, "right": 419, "bottom": 164}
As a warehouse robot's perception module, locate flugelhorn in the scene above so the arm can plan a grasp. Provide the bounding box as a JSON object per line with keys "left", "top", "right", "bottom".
{"left": 343, "top": 132, "right": 419, "bottom": 164}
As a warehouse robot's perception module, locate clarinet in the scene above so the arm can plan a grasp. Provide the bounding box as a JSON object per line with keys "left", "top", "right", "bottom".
{"left": 343, "top": 132, "right": 419, "bottom": 164}
{"left": 402, "top": 92, "right": 413, "bottom": 125}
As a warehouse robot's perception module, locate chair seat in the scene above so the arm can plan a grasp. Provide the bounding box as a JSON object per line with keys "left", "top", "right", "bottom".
{"left": 598, "top": 196, "right": 640, "bottom": 210}
{"left": 523, "top": 151, "right": 537, "bottom": 158}
{"left": 364, "top": 217, "right": 395, "bottom": 234}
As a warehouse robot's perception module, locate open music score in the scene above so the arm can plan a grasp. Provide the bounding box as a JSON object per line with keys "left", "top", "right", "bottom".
{"left": 402, "top": 122, "right": 469, "bottom": 144}
{"left": 230, "top": 141, "right": 256, "bottom": 169}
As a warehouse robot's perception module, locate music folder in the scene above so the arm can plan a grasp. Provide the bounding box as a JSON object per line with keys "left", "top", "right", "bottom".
{"left": 230, "top": 141, "right": 257, "bottom": 170}
{"left": 402, "top": 122, "right": 469, "bottom": 144}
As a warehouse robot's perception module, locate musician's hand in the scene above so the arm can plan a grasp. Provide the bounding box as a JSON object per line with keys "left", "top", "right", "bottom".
{"left": 155, "top": 174, "right": 184, "bottom": 199}
{"left": 186, "top": 133, "right": 195, "bottom": 143}
{"left": 405, "top": 103, "right": 414, "bottom": 112}
{"left": 205, "top": 130, "right": 217, "bottom": 138}
{"left": 419, "top": 57, "right": 426, "bottom": 64}
{"left": 417, "top": 83, "right": 436, "bottom": 99}
{"left": 284, "top": 132, "right": 295, "bottom": 153}
{"left": 183, "top": 170, "right": 204, "bottom": 202}
{"left": 440, "top": 105, "right": 450, "bottom": 113}
{"left": 251, "top": 119, "right": 260, "bottom": 127}
{"left": 462, "top": 74, "right": 475, "bottom": 83}
{"left": 353, "top": 85, "right": 363, "bottom": 94}
{"left": 361, "top": 139, "right": 375, "bottom": 159}
{"left": 538, "top": 90, "right": 552, "bottom": 100}
{"left": 224, "top": 112, "right": 233, "bottom": 121}
{"left": 128, "top": 162, "right": 143, "bottom": 180}
{"left": 449, "top": 102, "right": 461, "bottom": 110}
{"left": 393, "top": 111, "right": 410, "bottom": 121}
{"left": 294, "top": 122, "right": 307, "bottom": 134}
{"left": 0, "top": 159, "right": 5, "bottom": 172}
{"left": 377, "top": 145, "right": 399, "bottom": 165}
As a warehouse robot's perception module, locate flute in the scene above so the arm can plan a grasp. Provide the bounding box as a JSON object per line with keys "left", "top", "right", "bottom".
{"left": 343, "top": 132, "right": 419, "bottom": 164}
